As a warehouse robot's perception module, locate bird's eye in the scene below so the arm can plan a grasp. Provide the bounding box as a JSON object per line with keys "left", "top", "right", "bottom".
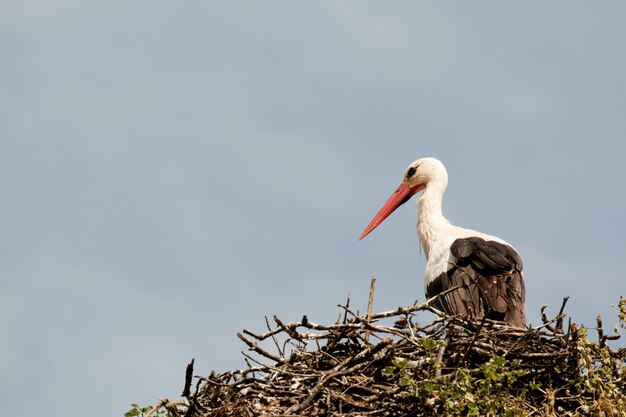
{"left": 406, "top": 166, "right": 417, "bottom": 179}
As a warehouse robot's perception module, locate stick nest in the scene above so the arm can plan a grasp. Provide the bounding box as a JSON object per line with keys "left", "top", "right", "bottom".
{"left": 176, "top": 296, "right": 626, "bottom": 417}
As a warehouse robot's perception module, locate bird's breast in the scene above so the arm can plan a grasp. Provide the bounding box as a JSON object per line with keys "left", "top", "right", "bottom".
{"left": 423, "top": 239, "right": 456, "bottom": 294}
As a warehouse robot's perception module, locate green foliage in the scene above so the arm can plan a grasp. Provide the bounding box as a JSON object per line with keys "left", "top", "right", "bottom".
{"left": 383, "top": 319, "right": 626, "bottom": 416}
{"left": 618, "top": 296, "right": 626, "bottom": 329}
{"left": 125, "top": 399, "right": 187, "bottom": 417}
{"left": 385, "top": 351, "right": 536, "bottom": 416}
{"left": 125, "top": 404, "right": 151, "bottom": 417}
{"left": 572, "top": 326, "right": 626, "bottom": 416}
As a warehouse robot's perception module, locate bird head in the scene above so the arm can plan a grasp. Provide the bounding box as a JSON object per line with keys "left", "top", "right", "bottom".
{"left": 359, "top": 157, "right": 447, "bottom": 240}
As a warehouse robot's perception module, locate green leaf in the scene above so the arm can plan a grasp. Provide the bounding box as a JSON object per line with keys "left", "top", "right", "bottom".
{"left": 421, "top": 337, "right": 434, "bottom": 351}
{"left": 124, "top": 405, "right": 142, "bottom": 417}
{"left": 392, "top": 358, "right": 408, "bottom": 369}
{"left": 382, "top": 366, "right": 396, "bottom": 375}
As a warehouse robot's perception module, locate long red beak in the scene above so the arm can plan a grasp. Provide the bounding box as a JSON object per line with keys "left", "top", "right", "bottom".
{"left": 359, "top": 182, "right": 420, "bottom": 240}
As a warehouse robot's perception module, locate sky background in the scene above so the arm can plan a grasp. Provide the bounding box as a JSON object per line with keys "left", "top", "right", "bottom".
{"left": 2, "top": 2, "right": 626, "bottom": 417}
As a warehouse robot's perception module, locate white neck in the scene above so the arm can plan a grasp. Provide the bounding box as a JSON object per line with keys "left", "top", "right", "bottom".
{"left": 417, "top": 179, "right": 450, "bottom": 259}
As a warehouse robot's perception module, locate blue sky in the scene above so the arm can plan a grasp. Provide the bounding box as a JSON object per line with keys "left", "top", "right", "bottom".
{"left": 2, "top": 2, "right": 626, "bottom": 417}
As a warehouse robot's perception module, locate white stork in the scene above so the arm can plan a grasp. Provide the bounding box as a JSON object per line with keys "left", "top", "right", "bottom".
{"left": 359, "top": 157, "right": 526, "bottom": 327}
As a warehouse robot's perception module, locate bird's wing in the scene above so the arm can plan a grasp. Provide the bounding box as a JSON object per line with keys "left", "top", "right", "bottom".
{"left": 427, "top": 237, "right": 526, "bottom": 327}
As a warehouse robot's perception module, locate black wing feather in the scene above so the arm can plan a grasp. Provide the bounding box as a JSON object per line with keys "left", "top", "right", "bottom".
{"left": 427, "top": 237, "right": 526, "bottom": 327}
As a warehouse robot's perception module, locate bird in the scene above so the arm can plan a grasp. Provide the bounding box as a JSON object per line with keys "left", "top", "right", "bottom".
{"left": 359, "top": 157, "right": 526, "bottom": 327}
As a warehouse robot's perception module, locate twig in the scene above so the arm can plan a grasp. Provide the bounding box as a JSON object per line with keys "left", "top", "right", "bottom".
{"left": 182, "top": 359, "right": 194, "bottom": 398}
{"left": 555, "top": 296, "right": 570, "bottom": 333}
{"left": 364, "top": 276, "right": 377, "bottom": 344}
{"left": 343, "top": 293, "right": 351, "bottom": 324}
{"left": 236, "top": 332, "right": 290, "bottom": 366}
{"left": 435, "top": 339, "right": 447, "bottom": 378}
